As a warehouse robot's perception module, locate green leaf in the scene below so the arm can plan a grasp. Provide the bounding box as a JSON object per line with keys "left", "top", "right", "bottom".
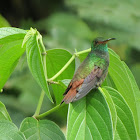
{"left": 0, "top": 101, "right": 12, "bottom": 121}
{"left": 59, "top": 79, "right": 71, "bottom": 89}
{"left": 25, "top": 28, "right": 53, "bottom": 102}
{"left": 103, "top": 73, "right": 117, "bottom": 89}
{"left": 99, "top": 88, "right": 117, "bottom": 135}
{"left": 46, "top": 49, "right": 75, "bottom": 104}
{"left": 67, "top": 89, "right": 113, "bottom": 140}
{"left": 130, "top": 64, "right": 140, "bottom": 88}
{"left": 103, "top": 87, "right": 137, "bottom": 140}
{"left": 0, "top": 120, "right": 25, "bottom": 140}
{"left": 109, "top": 48, "right": 120, "bottom": 59}
{"left": 0, "top": 27, "right": 27, "bottom": 91}
{"left": 20, "top": 117, "right": 65, "bottom": 140}
{"left": 0, "top": 27, "right": 26, "bottom": 40}
{"left": 0, "top": 14, "right": 10, "bottom": 27}
{"left": 108, "top": 49, "right": 140, "bottom": 137}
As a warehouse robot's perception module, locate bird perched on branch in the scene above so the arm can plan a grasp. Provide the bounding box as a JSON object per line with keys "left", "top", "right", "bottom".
{"left": 61, "top": 37, "right": 115, "bottom": 104}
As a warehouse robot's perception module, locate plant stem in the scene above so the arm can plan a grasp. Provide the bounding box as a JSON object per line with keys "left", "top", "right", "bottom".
{"left": 38, "top": 34, "right": 48, "bottom": 80}
{"left": 76, "top": 48, "right": 91, "bottom": 55}
{"left": 47, "top": 48, "right": 91, "bottom": 82}
{"left": 33, "top": 33, "right": 48, "bottom": 116}
{"left": 36, "top": 103, "right": 65, "bottom": 119}
{"left": 47, "top": 55, "right": 76, "bottom": 82}
{"left": 34, "top": 90, "right": 45, "bottom": 116}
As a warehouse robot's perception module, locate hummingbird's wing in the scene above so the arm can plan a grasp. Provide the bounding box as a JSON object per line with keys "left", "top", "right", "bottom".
{"left": 61, "top": 66, "right": 103, "bottom": 104}
{"left": 73, "top": 67, "right": 103, "bottom": 102}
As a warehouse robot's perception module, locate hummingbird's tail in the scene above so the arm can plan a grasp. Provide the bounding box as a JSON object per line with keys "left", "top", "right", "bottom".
{"left": 61, "top": 89, "right": 77, "bottom": 104}
{"left": 60, "top": 79, "right": 84, "bottom": 104}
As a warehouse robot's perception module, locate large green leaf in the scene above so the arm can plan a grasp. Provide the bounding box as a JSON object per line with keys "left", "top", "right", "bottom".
{"left": 46, "top": 49, "right": 75, "bottom": 104}
{"left": 109, "top": 49, "right": 140, "bottom": 137}
{"left": 0, "top": 27, "right": 26, "bottom": 40}
{"left": 0, "top": 27, "right": 27, "bottom": 91}
{"left": 67, "top": 85, "right": 137, "bottom": 140}
{"left": 67, "top": 89, "right": 113, "bottom": 140}
{"left": 130, "top": 64, "right": 140, "bottom": 88}
{"left": 99, "top": 87, "right": 117, "bottom": 135}
{"left": 20, "top": 117, "right": 65, "bottom": 140}
{"left": 0, "top": 101, "right": 11, "bottom": 121}
{"left": 102, "top": 87, "right": 137, "bottom": 140}
{"left": 0, "top": 120, "right": 25, "bottom": 140}
{"left": 24, "top": 28, "right": 53, "bottom": 102}
{"left": 103, "top": 73, "right": 117, "bottom": 89}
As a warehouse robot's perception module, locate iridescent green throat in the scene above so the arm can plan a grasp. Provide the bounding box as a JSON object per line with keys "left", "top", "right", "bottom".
{"left": 91, "top": 43, "right": 108, "bottom": 52}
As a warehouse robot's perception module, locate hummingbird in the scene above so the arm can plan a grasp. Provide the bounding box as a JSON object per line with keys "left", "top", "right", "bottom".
{"left": 61, "top": 37, "right": 115, "bottom": 104}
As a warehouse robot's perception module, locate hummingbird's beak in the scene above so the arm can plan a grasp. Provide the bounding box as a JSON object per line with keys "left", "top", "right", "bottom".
{"left": 102, "top": 38, "right": 116, "bottom": 44}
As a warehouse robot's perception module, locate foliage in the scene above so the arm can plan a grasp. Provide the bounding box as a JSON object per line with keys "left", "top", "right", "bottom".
{"left": 0, "top": 28, "right": 27, "bottom": 91}
{"left": 2, "top": 0, "right": 140, "bottom": 87}
{"left": 66, "top": 87, "right": 137, "bottom": 140}
{"left": 20, "top": 117, "right": 65, "bottom": 140}
{"left": 0, "top": 27, "right": 139, "bottom": 140}
{"left": 0, "top": 105, "right": 65, "bottom": 140}
{"left": 0, "top": 101, "right": 11, "bottom": 121}
{"left": 23, "top": 28, "right": 53, "bottom": 102}
{"left": 0, "top": 120, "right": 25, "bottom": 140}
{"left": 65, "top": 0, "right": 140, "bottom": 50}
{"left": 20, "top": 10, "right": 140, "bottom": 89}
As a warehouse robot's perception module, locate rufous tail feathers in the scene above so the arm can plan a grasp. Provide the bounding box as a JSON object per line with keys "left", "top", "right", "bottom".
{"left": 61, "top": 79, "right": 84, "bottom": 104}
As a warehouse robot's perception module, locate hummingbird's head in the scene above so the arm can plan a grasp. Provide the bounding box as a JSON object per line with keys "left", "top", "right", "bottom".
{"left": 91, "top": 37, "right": 116, "bottom": 51}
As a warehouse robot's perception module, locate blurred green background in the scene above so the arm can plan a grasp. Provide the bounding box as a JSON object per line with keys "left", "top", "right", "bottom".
{"left": 0, "top": 0, "right": 140, "bottom": 133}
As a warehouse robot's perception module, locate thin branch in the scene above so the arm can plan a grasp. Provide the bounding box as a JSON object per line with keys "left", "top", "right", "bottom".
{"left": 76, "top": 48, "right": 91, "bottom": 56}
{"left": 47, "top": 55, "right": 76, "bottom": 82}
{"left": 33, "top": 33, "right": 48, "bottom": 116}
{"left": 48, "top": 81, "right": 59, "bottom": 84}
{"left": 35, "top": 103, "right": 66, "bottom": 119}
{"left": 33, "top": 90, "right": 45, "bottom": 116}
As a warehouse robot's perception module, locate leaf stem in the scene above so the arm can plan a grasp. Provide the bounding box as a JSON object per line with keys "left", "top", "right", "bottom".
{"left": 34, "top": 33, "right": 50, "bottom": 116}
{"left": 38, "top": 34, "right": 48, "bottom": 80}
{"left": 76, "top": 48, "right": 91, "bottom": 56}
{"left": 33, "top": 90, "right": 45, "bottom": 116}
{"left": 36, "top": 104, "right": 65, "bottom": 119}
{"left": 47, "top": 55, "right": 76, "bottom": 81}
{"left": 47, "top": 48, "right": 91, "bottom": 82}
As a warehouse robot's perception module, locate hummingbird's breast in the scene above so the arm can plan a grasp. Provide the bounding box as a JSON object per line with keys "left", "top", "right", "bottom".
{"left": 94, "top": 50, "right": 109, "bottom": 67}
{"left": 72, "top": 50, "right": 109, "bottom": 82}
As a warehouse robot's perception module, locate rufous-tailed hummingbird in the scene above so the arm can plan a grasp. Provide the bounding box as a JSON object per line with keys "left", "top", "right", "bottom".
{"left": 61, "top": 37, "right": 115, "bottom": 104}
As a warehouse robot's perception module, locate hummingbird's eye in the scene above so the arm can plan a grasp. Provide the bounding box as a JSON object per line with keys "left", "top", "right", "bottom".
{"left": 94, "top": 40, "right": 98, "bottom": 45}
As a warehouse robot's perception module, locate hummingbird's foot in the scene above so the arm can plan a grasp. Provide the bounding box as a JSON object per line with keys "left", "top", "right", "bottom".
{"left": 95, "top": 85, "right": 99, "bottom": 89}
{"left": 95, "top": 81, "right": 102, "bottom": 89}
